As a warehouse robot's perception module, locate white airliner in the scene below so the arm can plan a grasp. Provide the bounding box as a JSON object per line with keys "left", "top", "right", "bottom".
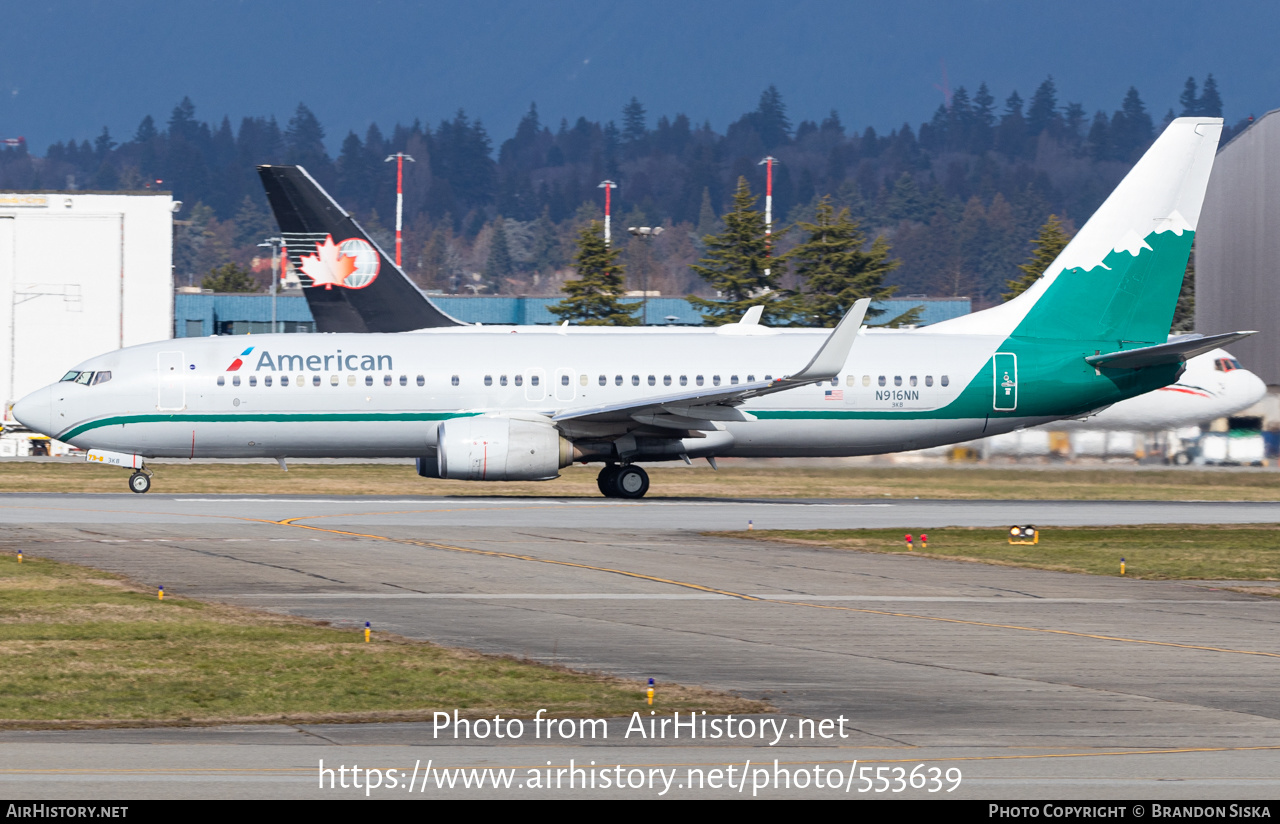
{"left": 11, "top": 118, "right": 1255, "bottom": 496}
{"left": 257, "top": 154, "right": 1268, "bottom": 439}
{"left": 1056, "top": 346, "right": 1264, "bottom": 430}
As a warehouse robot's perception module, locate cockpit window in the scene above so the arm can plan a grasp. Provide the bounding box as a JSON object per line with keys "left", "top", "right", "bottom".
{"left": 73, "top": 372, "right": 93, "bottom": 385}
{"left": 60, "top": 371, "right": 81, "bottom": 382}
{"left": 91, "top": 371, "right": 112, "bottom": 385}
{"left": 1214, "top": 358, "right": 1243, "bottom": 373}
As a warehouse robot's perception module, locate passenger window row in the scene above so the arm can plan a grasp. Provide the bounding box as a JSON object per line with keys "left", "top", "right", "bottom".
{"left": 213, "top": 371, "right": 789, "bottom": 391}
{"left": 217, "top": 373, "right": 428, "bottom": 388}
{"left": 443, "top": 373, "right": 778, "bottom": 388}
{"left": 847, "top": 374, "right": 950, "bottom": 388}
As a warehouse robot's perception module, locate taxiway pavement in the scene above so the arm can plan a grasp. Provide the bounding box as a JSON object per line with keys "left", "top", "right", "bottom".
{"left": 2, "top": 494, "right": 1279, "bottom": 799}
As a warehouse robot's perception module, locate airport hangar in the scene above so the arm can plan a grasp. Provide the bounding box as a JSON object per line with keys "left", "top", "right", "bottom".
{"left": 1198, "top": 107, "right": 1280, "bottom": 420}
{"left": 0, "top": 191, "right": 176, "bottom": 410}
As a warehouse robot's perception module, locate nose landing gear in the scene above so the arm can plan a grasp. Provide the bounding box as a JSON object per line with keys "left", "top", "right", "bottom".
{"left": 596, "top": 464, "right": 649, "bottom": 499}
{"left": 128, "top": 470, "right": 152, "bottom": 494}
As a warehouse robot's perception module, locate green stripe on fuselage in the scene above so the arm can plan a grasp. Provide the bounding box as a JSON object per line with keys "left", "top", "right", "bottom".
{"left": 58, "top": 411, "right": 479, "bottom": 442}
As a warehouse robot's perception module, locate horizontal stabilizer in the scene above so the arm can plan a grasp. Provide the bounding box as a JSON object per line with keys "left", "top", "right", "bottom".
{"left": 1085, "top": 331, "right": 1257, "bottom": 369}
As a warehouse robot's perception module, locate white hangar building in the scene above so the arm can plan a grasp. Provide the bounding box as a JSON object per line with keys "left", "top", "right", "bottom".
{"left": 0, "top": 191, "right": 175, "bottom": 409}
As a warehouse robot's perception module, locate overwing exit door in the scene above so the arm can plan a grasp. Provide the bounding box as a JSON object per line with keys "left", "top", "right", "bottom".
{"left": 993, "top": 353, "right": 1017, "bottom": 411}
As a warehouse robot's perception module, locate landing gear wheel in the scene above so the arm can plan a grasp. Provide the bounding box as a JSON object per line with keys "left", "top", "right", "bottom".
{"left": 613, "top": 465, "right": 649, "bottom": 499}
{"left": 597, "top": 465, "right": 620, "bottom": 497}
{"left": 128, "top": 471, "right": 151, "bottom": 494}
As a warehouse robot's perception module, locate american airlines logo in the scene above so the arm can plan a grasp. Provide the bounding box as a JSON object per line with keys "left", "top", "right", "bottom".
{"left": 251, "top": 350, "right": 393, "bottom": 372}
{"left": 225, "top": 346, "right": 253, "bottom": 371}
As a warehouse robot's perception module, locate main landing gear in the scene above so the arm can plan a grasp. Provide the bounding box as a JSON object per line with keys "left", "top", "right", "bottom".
{"left": 128, "top": 469, "right": 152, "bottom": 494}
{"left": 596, "top": 464, "right": 649, "bottom": 499}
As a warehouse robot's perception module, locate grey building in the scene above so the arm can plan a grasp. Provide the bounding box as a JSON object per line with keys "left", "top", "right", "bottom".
{"left": 1197, "top": 109, "right": 1280, "bottom": 385}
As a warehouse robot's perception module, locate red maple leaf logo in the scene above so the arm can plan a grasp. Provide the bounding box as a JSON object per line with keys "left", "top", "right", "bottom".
{"left": 299, "top": 235, "right": 358, "bottom": 289}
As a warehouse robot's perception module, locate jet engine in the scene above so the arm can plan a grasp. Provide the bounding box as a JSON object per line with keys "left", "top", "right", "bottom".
{"left": 436, "top": 417, "right": 573, "bottom": 481}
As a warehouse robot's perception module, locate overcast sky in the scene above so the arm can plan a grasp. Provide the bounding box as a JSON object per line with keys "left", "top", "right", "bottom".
{"left": 2, "top": 0, "right": 1277, "bottom": 152}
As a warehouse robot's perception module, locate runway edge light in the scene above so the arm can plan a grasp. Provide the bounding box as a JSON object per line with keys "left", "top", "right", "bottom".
{"left": 365, "top": 621, "right": 371, "bottom": 643}
{"left": 1121, "top": 557, "right": 1126, "bottom": 576}
{"left": 905, "top": 534, "right": 913, "bottom": 551}
{"left": 158, "top": 585, "right": 164, "bottom": 601}
{"left": 647, "top": 678, "right": 655, "bottom": 706}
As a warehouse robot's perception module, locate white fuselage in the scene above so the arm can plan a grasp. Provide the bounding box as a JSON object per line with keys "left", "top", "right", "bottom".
{"left": 16, "top": 325, "right": 1058, "bottom": 462}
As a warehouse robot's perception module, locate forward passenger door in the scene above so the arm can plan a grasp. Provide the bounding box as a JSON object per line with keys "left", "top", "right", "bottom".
{"left": 157, "top": 351, "right": 185, "bottom": 411}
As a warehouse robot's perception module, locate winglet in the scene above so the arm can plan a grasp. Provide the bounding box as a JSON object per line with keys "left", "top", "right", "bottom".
{"left": 787, "top": 298, "right": 870, "bottom": 382}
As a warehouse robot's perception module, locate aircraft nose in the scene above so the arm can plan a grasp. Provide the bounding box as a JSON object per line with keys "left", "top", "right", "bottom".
{"left": 1238, "top": 369, "right": 1267, "bottom": 407}
{"left": 11, "top": 385, "right": 55, "bottom": 436}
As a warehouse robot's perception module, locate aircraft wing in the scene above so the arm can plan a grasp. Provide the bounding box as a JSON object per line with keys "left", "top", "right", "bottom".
{"left": 553, "top": 299, "right": 869, "bottom": 429}
{"left": 1085, "top": 330, "right": 1257, "bottom": 369}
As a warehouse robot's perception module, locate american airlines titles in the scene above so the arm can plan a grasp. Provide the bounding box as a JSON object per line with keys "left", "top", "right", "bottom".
{"left": 254, "top": 351, "right": 393, "bottom": 372}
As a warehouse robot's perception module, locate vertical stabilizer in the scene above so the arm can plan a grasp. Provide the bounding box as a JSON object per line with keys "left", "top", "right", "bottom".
{"left": 930, "top": 118, "right": 1222, "bottom": 344}
{"left": 257, "top": 165, "right": 463, "bottom": 332}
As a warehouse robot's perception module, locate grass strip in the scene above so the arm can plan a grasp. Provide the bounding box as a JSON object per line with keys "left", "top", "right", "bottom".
{"left": 0, "top": 553, "right": 764, "bottom": 728}
{"left": 2, "top": 461, "right": 1280, "bottom": 500}
{"left": 722, "top": 524, "right": 1280, "bottom": 581}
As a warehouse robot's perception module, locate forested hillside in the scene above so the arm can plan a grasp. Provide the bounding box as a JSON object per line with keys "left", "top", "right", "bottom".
{"left": 0, "top": 76, "right": 1247, "bottom": 309}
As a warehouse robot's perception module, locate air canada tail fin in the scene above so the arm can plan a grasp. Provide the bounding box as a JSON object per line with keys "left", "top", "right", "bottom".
{"left": 257, "top": 165, "right": 463, "bottom": 332}
{"left": 933, "top": 117, "right": 1223, "bottom": 345}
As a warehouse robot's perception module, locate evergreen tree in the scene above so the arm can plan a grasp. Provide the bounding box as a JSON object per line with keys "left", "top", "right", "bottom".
{"left": 167, "top": 97, "right": 199, "bottom": 142}
{"left": 622, "top": 97, "right": 647, "bottom": 143}
{"left": 529, "top": 206, "right": 560, "bottom": 272}
{"left": 485, "top": 217, "right": 514, "bottom": 284}
{"left": 548, "top": 221, "right": 640, "bottom": 325}
{"left": 1003, "top": 214, "right": 1072, "bottom": 301}
{"left": 201, "top": 262, "right": 258, "bottom": 293}
{"left": 1026, "top": 76, "right": 1059, "bottom": 136}
{"left": 93, "top": 127, "right": 116, "bottom": 158}
{"left": 996, "top": 90, "right": 1028, "bottom": 157}
{"left": 1087, "top": 110, "right": 1113, "bottom": 161}
{"left": 970, "top": 82, "right": 996, "bottom": 152}
{"left": 232, "top": 195, "right": 273, "bottom": 247}
{"left": 285, "top": 103, "right": 329, "bottom": 172}
{"left": 755, "top": 85, "right": 792, "bottom": 151}
{"left": 688, "top": 176, "right": 787, "bottom": 324}
{"left": 1199, "top": 74, "right": 1223, "bottom": 117}
{"left": 1063, "top": 102, "right": 1087, "bottom": 142}
{"left": 1112, "top": 87, "right": 1153, "bottom": 160}
{"left": 785, "top": 196, "right": 901, "bottom": 327}
{"left": 695, "top": 187, "right": 721, "bottom": 242}
{"left": 133, "top": 115, "right": 158, "bottom": 144}
{"left": 1179, "top": 77, "right": 1200, "bottom": 116}
{"left": 886, "top": 172, "right": 926, "bottom": 222}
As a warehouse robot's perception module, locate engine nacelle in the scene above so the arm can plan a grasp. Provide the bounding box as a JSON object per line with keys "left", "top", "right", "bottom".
{"left": 436, "top": 417, "right": 573, "bottom": 481}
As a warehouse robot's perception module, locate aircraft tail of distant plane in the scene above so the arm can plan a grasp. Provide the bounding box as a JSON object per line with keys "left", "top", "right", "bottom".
{"left": 933, "top": 117, "right": 1224, "bottom": 347}
{"left": 257, "top": 165, "right": 463, "bottom": 332}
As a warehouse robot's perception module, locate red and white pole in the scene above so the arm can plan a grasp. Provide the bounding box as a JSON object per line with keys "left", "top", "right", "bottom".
{"left": 385, "top": 153, "right": 415, "bottom": 267}
{"left": 759, "top": 156, "right": 777, "bottom": 277}
{"left": 598, "top": 180, "right": 617, "bottom": 245}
